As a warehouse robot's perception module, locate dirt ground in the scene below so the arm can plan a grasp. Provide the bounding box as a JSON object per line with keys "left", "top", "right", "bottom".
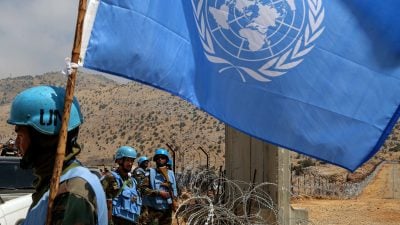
{"left": 291, "top": 163, "right": 400, "bottom": 225}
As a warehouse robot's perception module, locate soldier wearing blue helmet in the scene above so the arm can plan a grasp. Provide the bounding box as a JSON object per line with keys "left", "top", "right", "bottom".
{"left": 133, "top": 156, "right": 150, "bottom": 185}
{"left": 132, "top": 155, "right": 150, "bottom": 223}
{"left": 101, "top": 146, "right": 142, "bottom": 225}
{"left": 139, "top": 148, "right": 178, "bottom": 225}
{"left": 8, "top": 85, "right": 107, "bottom": 225}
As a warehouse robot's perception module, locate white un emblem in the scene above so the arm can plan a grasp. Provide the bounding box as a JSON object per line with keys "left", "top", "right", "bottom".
{"left": 192, "top": 0, "right": 325, "bottom": 82}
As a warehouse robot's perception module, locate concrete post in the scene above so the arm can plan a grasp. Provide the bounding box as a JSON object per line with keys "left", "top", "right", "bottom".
{"left": 225, "top": 125, "right": 308, "bottom": 225}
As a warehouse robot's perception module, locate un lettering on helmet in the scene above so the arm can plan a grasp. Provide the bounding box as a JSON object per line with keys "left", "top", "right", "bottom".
{"left": 7, "top": 85, "right": 84, "bottom": 135}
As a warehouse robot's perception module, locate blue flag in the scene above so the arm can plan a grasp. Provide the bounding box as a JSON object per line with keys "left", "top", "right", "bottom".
{"left": 81, "top": 0, "right": 400, "bottom": 171}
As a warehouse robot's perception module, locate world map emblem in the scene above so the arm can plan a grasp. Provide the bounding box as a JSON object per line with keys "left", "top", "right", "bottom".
{"left": 192, "top": 0, "right": 325, "bottom": 82}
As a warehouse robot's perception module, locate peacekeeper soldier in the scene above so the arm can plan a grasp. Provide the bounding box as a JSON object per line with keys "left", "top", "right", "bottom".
{"left": 8, "top": 85, "right": 107, "bottom": 225}
{"left": 101, "top": 146, "right": 141, "bottom": 225}
{"left": 133, "top": 156, "right": 150, "bottom": 185}
{"left": 133, "top": 155, "right": 150, "bottom": 223}
{"left": 139, "top": 148, "right": 178, "bottom": 225}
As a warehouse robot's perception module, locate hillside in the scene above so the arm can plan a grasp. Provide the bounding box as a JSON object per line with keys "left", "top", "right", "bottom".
{"left": 0, "top": 72, "right": 225, "bottom": 172}
{"left": 0, "top": 72, "right": 399, "bottom": 178}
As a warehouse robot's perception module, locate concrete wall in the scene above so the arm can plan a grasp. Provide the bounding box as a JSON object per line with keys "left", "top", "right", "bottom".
{"left": 225, "top": 125, "right": 308, "bottom": 225}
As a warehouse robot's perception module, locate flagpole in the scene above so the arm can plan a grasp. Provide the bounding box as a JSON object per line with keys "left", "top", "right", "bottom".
{"left": 46, "top": 0, "right": 87, "bottom": 224}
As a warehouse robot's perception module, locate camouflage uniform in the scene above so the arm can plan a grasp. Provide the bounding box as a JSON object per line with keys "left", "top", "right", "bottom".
{"left": 52, "top": 176, "right": 99, "bottom": 224}
{"left": 133, "top": 167, "right": 147, "bottom": 186}
{"left": 139, "top": 167, "right": 176, "bottom": 225}
{"left": 101, "top": 171, "right": 139, "bottom": 225}
{"left": 101, "top": 171, "right": 120, "bottom": 201}
{"left": 133, "top": 167, "right": 149, "bottom": 225}
{"left": 139, "top": 206, "right": 172, "bottom": 225}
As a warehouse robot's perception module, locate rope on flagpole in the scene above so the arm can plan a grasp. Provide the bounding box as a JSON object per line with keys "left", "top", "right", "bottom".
{"left": 62, "top": 57, "right": 80, "bottom": 76}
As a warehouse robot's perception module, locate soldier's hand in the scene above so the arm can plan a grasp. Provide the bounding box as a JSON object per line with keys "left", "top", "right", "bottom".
{"left": 158, "top": 191, "right": 170, "bottom": 199}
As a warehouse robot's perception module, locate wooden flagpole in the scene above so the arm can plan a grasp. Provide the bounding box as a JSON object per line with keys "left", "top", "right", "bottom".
{"left": 46, "top": 0, "right": 87, "bottom": 224}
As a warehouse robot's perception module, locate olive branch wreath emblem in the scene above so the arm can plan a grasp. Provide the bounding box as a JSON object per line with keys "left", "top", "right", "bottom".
{"left": 191, "top": 0, "right": 325, "bottom": 82}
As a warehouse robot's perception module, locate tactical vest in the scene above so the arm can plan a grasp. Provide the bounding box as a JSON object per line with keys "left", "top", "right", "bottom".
{"left": 23, "top": 166, "right": 107, "bottom": 225}
{"left": 111, "top": 171, "right": 142, "bottom": 222}
{"left": 143, "top": 168, "right": 177, "bottom": 210}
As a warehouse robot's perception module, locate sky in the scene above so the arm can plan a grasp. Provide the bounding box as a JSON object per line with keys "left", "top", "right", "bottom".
{"left": 0, "top": 1, "right": 83, "bottom": 78}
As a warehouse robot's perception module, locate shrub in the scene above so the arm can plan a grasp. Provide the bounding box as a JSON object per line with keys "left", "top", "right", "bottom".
{"left": 389, "top": 145, "right": 400, "bottom": 152}
{"left": 299, "top": 158, "right": 315, "bottom": 168}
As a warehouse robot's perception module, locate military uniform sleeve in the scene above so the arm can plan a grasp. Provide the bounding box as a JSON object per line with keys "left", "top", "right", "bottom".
{"left": 101, "top": 172, "right": 119, "bottom": 200}
{"left": 51, "top": 177, "right": 98, "bottom": 225}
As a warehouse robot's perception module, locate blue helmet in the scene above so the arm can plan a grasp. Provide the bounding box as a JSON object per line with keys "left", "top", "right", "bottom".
{"left": 137, "top": 156, "right": 149, "bottom": 165}
{"left": 115, "top": 146, "right": 137, "bottom": 160}
{"left": 167, "top": 159, "right": 173, "bottom": 167}
{"left": 7, "top": 85, "right": 83, "bottom": 135}
{"left": 153, "top": 148, "right": 170, "bottom": 161}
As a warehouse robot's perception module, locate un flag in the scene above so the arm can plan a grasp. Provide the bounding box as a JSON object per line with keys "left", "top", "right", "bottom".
{"left": 81, "top": 0, "right": 400, "bottom": 171}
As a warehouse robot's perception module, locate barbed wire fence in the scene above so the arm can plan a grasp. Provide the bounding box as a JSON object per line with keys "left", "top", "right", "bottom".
{"left": 95, "top": 151, "right": 389, "bottom": 224}
{"left": 174, "top": 168, "right": 314, "bottom": 225}
{"left": 172, "top": 157, "right": 392, "bottom": 224}
{"left": 291, "top": 161, "right": 385, "bottom": 199}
